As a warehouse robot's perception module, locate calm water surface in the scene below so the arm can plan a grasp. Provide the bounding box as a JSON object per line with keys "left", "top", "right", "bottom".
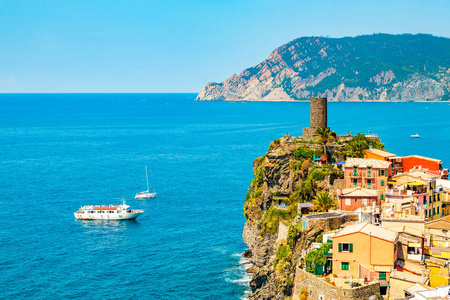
{"left": 0, "top": 94, "right": 449, "bottom": 299}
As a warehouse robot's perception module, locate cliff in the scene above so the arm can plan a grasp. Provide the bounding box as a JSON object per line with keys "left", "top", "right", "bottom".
{"left": 197, "top": 34, "right": 450, "bottom": 102}
{"left": 242, "top": 134, "right": 383, "bottom": 299}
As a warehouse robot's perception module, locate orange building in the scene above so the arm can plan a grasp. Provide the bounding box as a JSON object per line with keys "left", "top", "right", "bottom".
{"left": 332, "top": 223, "right": 398, "bottom": 294}
{"left": 364, "top": 148, "right": 403, "bottom": 175}
{"left": 364, "top": 148, "right": 396, "bottom": 161}
{"left": 402, "top": 155, "right": 442, "bottom": 175}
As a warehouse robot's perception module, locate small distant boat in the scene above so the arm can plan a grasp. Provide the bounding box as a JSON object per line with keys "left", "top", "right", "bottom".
{"left": 74, "top": 200, "right": 144, "bottom": 220}
{"left": 411, "top": 134, "right": 420, "bottom": 138}
{"left": 135, "top": 166, "right": 157, "bottom": 199}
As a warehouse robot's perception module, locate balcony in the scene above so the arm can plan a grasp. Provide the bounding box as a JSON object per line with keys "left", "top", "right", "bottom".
{"left": 350, "top": 172, "right": 360, "bottom": 178}
{"left": 385, "top": 188, "right": 427, "bottom": 196}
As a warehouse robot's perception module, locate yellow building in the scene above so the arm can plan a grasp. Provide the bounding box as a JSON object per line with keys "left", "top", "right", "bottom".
{"left": 386, "top": 171, "right": 443, "bottom": 221}
{"left": 332, "top": 222, "right": 398, "bottom": 292}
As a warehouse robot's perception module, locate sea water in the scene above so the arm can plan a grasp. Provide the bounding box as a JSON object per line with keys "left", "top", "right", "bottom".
{"left": 1, "top": 94, "right": 449, "bottom": 299}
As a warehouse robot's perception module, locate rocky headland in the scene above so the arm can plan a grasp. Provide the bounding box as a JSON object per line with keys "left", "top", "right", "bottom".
{"left": 242, "top": 133, "right": 384, "bottom": 299}
{"left": 197, "top": 34, "right": 450, "bottom": 102}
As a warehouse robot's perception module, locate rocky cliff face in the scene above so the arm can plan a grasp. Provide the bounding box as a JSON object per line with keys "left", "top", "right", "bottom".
{"left": 242, "top": 137, "right": 345, "bottom": 299}
{"left": 197, "top": 34, "right": 450, "bottom": 101}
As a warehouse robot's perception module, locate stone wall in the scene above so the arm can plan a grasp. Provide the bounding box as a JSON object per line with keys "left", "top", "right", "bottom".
{"left": 277, "top": 221, "right": 289, "bottom": 244}
{"left": 302, "top": 213, "right": 354, "bottom": 232}
{"left": 293, "top": 268, "right": 380, "bottom": 300}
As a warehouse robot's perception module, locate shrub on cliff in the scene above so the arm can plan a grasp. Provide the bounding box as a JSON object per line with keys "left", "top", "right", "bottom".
{"left": 293, "top": 146, "right": 314, "bottom": 160}
{"left": 273, "top": 243, "right": 292, "bottom": 272}
{"left": 262, "top": 204, "right": 296, "bottom": 234}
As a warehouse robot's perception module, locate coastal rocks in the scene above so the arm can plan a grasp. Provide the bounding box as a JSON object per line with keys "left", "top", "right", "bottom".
{"left": 242, "top": 138, "right": 345, "bottom": 300}
{"left": 243, "top": 249, "right": 252, "bottom": 258}
{"left": 197, "top": 34, "right": 450, "bottom": 102}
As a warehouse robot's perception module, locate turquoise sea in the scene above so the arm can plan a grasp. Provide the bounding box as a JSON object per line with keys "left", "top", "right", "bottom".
{"left": 1, "top": 94, "right": 450, "bottom": 299}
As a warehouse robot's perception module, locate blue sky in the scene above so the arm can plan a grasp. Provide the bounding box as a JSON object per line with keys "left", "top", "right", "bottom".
{"left": 1, "top": 0, "right": 450, "bottom": 93}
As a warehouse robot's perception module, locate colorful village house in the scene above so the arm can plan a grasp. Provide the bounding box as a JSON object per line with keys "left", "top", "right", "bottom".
{"left": 332, "top": 222, "right": 398, "bottom": 296}
{"left": 343, "top": 158, "right": 392, "bottom": 202}
{"left": 337, "top": 187, "right": 379, "bottom": 223}
{"left": 424, "top": 217, "right": 450, "bottom": 287}
{"left": 402, "top": 155, "right": 448, "bottom": 179}
{"left": 385, "top": 171, "right": 443, "bottom": 221}
{"left": 364, "top": 148, "right": 403, "bottom": 175}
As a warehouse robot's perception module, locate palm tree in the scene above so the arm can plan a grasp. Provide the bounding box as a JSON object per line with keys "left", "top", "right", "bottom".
{"left": 313, "top": 127, "right": 337, "bottom": 158}
{"left": 312, "top": 190, "right": 337, "bottom": 212}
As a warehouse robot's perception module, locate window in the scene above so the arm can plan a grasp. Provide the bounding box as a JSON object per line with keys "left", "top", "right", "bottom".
{"left": 353, "top": 167, "right": 358, "bottom": 174}
{"left": 433, "top": 195, "right": 436, "bottom": 202}
{"left": 338, "top": 243, "right": 353, "bottom": 252}
{"left": 379, "top": 272, "right": 387, "bottom": 281}
{"left": 355, "top": 199, "right": 357, "bottom": 203}
{"left": 345, "top": 198, "right": 351, "bottom": 206}
{"left": 425, "top": 210, "right": 428, "bottom": 217}
{"left": 424, "top": 196, "right": 427, "bottom": 204}
{"left": 380, "top": 193, "right": 385, "bottom": 201}
{"left": 433, "top": 208, "right": 436, "bottom": 215}
{"left": 367, "top": 167, "right": 372, "bottom": 177}
{"left": 362, "top": 198, "right": 368, "bottom": 206}
{"left": 437, "top": 207, "right": 440, "bottom": 215}
{"left": 381, "top": 180, "right": 385, "bottom": 187}
{"left": 367, "top": 179, "right": 372, "bottom": 189}
{"left": 379, "top": 169, "right": 386, "bottom": 177}
{"left": 341, "top": 262, "right": 349, "bottom": 270}
{"left": 353, "top": 179, "right": 358, "bottom": 188}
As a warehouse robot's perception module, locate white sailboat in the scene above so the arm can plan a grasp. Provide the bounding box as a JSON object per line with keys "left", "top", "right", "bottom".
{"left": 135, "top": 166, "right": 157, "bottom": 199}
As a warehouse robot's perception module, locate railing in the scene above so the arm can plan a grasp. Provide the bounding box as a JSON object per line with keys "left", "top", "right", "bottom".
{"left": 351, "top": 172, "right": 360, "bottom": 178}
{"left": 385, "top": 189, "right": 426, "bottom": 196}
{"left": 365, "top": 173, "right": 373, "bottom": 178}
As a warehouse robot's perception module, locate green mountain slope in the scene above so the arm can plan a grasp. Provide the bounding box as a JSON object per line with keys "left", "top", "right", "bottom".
{"left": 197, "top": 34, "right": 450, "bottom": 101}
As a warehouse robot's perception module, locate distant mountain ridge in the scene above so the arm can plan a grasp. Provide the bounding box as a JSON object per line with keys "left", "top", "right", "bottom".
{"left": 196, "top": 34, "right": 450, "bottom": 101}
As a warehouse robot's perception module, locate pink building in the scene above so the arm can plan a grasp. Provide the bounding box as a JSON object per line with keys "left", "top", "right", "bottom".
{"left": 343, "top": 158, "right": 392, "bottom": 201}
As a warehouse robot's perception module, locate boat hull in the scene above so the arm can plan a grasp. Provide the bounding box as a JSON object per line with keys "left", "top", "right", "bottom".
{"left": 135, "top": 192, "right": 156, "bottom": 199}
{"left": 74, "top": 211, "right": 144, "bottom": 220}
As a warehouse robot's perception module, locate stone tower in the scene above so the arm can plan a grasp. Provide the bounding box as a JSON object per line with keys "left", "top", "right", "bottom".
{"left": 302, "top": 96, "right": 328, "bottom": 140}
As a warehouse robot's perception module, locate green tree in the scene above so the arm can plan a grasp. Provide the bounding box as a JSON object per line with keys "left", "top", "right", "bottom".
{"left": 313, "top": 127, "right": 337, "bottom": 158}
{"left": 312, "top": 190, "right": 337, "bottom": 212}
{"left": 343, "top": 133, "right": 384, "bottom": 158}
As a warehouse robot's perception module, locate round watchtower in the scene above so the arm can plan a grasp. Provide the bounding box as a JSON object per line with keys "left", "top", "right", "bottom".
{"left": 310, "top": 96, "right": 327, "bottom": 128}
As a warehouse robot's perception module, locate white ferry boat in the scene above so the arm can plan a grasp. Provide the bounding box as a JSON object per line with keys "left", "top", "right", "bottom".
{"left": 74, "top": 201, "right": 144, "bottom": 220}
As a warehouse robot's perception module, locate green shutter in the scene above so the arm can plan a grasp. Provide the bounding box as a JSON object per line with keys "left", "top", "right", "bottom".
{"left": 378, "top": 169, "right": 381, "bottom": 176}
{"left": 349, "top": 243, "right": 353, "bottom": 252}
{"left": 379, "top": 272, "right": 386, "bottom": 281}
{"left": 339, "top": 243, "right": 342, "bottom": 252}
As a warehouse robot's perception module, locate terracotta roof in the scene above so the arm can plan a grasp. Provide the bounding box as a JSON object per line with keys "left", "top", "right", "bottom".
{"left": 344, "top": 158, "right": 391, "bottom": 169}
{"left": 340, "top": 187, "right": 378, "bottom": 197}
{"left": 391, "top": 171, "right": 439, "bottom": 183}
{"left": 407, "top": 282, "right": 432, "bottom": 294}
{"left": 333, "top": 222, "right": 398, "bottom": 242}
{"left": 386, "top": 225, "right": 424, "bottom": 237}
{"left": 365, "top": 148, "right": 397, "bottom": 158}
{"left": 390, "top": 270, "right": 428, "bottom": 284}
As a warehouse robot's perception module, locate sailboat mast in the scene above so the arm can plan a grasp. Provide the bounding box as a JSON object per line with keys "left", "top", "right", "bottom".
{"left": 145, "top": 166, "right": 149, "bottom": 191}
